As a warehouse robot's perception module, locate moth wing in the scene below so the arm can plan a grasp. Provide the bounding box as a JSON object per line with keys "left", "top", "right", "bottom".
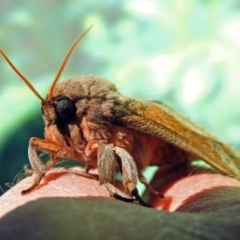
{"left": 119, "top": 99, "right": 240, "bottom": 178}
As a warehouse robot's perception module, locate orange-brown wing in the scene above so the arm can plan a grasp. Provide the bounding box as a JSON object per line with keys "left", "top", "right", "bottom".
{"left": 119, "top": 100, "right": 240, "bottom": 179}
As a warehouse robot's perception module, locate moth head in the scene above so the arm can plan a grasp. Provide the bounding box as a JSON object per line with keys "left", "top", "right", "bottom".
{"left": 0, "top": 26, "right": 92, "bottom": 126}
{"left": 41, "top": 95, "right": 76, "bottom": 126}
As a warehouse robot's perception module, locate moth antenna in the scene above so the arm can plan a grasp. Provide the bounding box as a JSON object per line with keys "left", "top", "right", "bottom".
{"left": 0, "top": 49, "right": 44, "bottom": 101}
{"left": 48, "top": 25, "right": 93, "bottom": 100}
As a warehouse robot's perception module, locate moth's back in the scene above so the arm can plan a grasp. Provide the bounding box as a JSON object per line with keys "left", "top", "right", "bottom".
{"left": 52, "top": 76, "right": 117, "bottom": 100}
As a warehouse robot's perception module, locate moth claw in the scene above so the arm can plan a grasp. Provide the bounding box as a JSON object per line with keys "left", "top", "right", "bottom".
{"left": 113, "top": 193, "right": 151, "bottom": 207}
{"left": 21, "top": 189, "right": 31, "bottom": 195}
{"left": 130, "top": 188, "right": 151, "bottom": 207}
{"left": 21, "top": 172, "right": 45, "bottom": 195}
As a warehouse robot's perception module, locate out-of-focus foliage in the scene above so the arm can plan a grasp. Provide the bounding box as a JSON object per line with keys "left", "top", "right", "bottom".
{"left": 1, "top": 0, "right": 240, "bottom": 193}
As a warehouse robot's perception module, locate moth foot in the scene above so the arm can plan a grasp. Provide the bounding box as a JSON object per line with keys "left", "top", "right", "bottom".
{"left": 138, "top": 172, "right": 164, "bottom": 198}
{"left": 104, "top": 182, "right": 150, "bottom": 207}
{"left": 130, "top": 188, "right": 151, "bottom": 207}
{"left": 21, "top": 187, "right": 35, "bottom": 195}
{"left": 113, "top": 193, "right": 151, "bottom": 207}
{"left": 21, "top": 172, "right": 44, "bottom": 195}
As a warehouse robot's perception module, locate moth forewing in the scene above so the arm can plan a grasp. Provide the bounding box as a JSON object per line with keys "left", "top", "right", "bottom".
{"left": 120, "top": 100, "right": 240, "bottom": 179}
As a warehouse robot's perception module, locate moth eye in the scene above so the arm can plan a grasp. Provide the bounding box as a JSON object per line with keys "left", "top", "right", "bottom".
{"left": 55, "top": 96, "right": 76, "bottom": 121}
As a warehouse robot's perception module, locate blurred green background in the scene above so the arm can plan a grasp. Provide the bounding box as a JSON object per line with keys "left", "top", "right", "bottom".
{"left": 1, "top": 0, "right": 240, "bottom": 194}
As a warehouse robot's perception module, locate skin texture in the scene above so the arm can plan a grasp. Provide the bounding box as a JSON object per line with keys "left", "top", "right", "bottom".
{"left": 0, "top": 166, "right": 240, "bottom": 239}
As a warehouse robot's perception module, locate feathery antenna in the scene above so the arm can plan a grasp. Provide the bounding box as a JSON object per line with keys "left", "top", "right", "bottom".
{"left": 0, "top": 25, "right": 92, "bottom": 102}
{"left": 0, "top": 49, "right": 44, "bottom": 101}
{"left": 48, "top": 25, "right": 93, "bottom": 100}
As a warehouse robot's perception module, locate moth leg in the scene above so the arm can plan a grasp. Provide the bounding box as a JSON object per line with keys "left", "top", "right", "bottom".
{"left": 23, "top": 164, "right": 34, "bottom": 175}
{"left": 96, "top": 142, "right": 135, "bottom": 203}
{"left": 44, "top": 155, "right": 59, "bottom": 170}
{"left": 21, "top": 172, "right": 44, "bottom": 195}
{"left": 84, "top": 140, "right": 99, "bottom": 173}
{"left": 23, "top": 154, "right": 58, "bottom": 177}
{"left": 85, "top": 141, "right": 150, "bottom": 206}
{"left": 104, "top": 182, "right": 136, "bottom": 203}
{"left": 114, "top": 146, "right": 150, "bottom": 207}
{"left": 22, "top": 137, "right": 61, "bottom": 195}
{"left": 85, "top": 141, "right": 141, "bottom": 204}
{"left": 149, "top": 161, "right": 190, "bottom": 190}
{"left": 97, "top": 141, "right": 116, "bottom": 186}
{"left": 84, "top": 165, "right": 96, "bottom": 173}
{"left": 138, "top": 172, "right": 164, "bottom": 198}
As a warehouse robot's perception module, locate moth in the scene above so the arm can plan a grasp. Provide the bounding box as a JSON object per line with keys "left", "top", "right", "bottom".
{"left": 1, "top": 26, "right": 240, "bottom": 206}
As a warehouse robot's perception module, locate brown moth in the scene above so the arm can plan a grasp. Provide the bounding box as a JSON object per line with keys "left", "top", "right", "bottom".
{"left": 1, "top": 26, "right": 240, "bottom": 206}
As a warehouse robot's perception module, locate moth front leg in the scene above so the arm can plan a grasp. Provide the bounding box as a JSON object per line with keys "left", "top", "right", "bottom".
{"left": 85, "top": 141, "right": 122, "bottom": 197}
{"left": 22, "top": 137, "right": 61, "bottom": 195}
{"left": 114, "top": 146, "right": 150, "bottom": 207}
{"left": 85, "top": 140, "right": 149, "bottom": 206}
{"left": 86, "top": 141, "right": 128, "bottom": 200}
